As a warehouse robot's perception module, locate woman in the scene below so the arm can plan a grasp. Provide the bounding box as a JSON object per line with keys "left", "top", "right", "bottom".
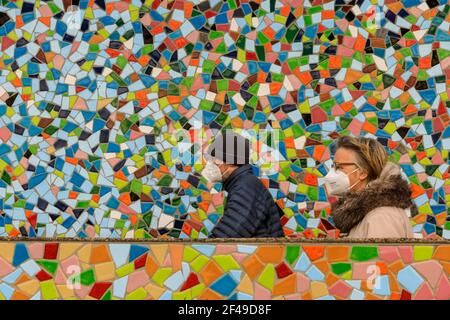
{"left": 324, "top": 136, "right": 416, "bottom": 238}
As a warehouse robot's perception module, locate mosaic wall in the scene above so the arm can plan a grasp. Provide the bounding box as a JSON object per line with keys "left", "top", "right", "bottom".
{"left": 0, "top": 241, "right": 448, "bottom": 300}
{"left": 0, "top": 0, "right": 449, "bottom": 240}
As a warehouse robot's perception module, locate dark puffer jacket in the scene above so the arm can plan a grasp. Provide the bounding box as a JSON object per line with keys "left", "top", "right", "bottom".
{"left": 209, "top": 165, "right": 285, "bottom": 238}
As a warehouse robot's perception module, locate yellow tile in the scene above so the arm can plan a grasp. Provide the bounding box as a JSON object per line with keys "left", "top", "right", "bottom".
{"left": 59, "top": 243, "right": 84, "bottom": 260}
{"left": 94, "top": 262, "right": 116, "bottom": 281}
{"left": 57, "top": 284, "right": 75, "bottom": 300}
{"left": 81, "top": 262, "right": 91, "bottom": 271}
{"left": 0, "top": 243, "right": 14, "bottom": 262}
{"left": 77, "top": 244, "right": 92, "bottom": 263}
{"left": 151, "top": 244, "right": 168, "bottom": 265}
{"left": 310, "top": 281, "right": 328, "bottom": 299}
{"left": 236, "top": 274, "right": 254, "bottom": 295}
{"left": 145, "top": 283, "right": 165, "bottom": 300}
{"left": 17, "top": 280, "right": 40, "bottom": 296}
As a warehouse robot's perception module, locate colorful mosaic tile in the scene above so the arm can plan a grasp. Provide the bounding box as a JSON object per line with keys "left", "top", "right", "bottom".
{"left": 0, "top": 241, "right": 448, "bottom": 300}
{"left": 0, "top": 1, "right": 448, "bottom": 239}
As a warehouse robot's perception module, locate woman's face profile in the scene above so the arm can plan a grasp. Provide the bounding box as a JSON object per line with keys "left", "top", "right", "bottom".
{"left": 334, "top": 148, "right": 367, "bottom": 191}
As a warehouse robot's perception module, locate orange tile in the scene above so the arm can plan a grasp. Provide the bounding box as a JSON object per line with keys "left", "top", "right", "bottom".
{"left": 376, "top": 261, "right": 388, "bottom": 275}
{"left": 388, "top": 272, "right": 400, "bottom": 293}
{"left": 366, "top": 292, "right": 383, "bottom": 300}
{"left": 254, "top": 245, "right": 284, "bottom": 264}
{"left": 390, "top": 292, "right": 401, "bottom": 300}
{"left": 433, "top": 246, "right": 450, "bottom": 261}
{"left": 441, "top": 261, "right": 450, "bottom": 275}
{"left": 388, "top": 260, "right": 405, "bottom": 273}
{"left": 198, "top": 288, "right": 223, "bottom": 300}
{"left": 199, "top": 261, "right": 223, "bottom": 286}
{"left": 169, "top": 244, "right": 183, "bottom": 272}
{"left": 326, "top": 246, "right": 349, "bottom": 262}
{"left": 301, "top": 292, "right": 312, "bottom": 300}
{"left": 314, "top": 260, "right": 330, "bottom": 274}
{"left": 242, "top": 255, "right": 265, "bottom": 280}
{"left": 325, "top": 273, "right": 340, "bottom": 286}
{"left": 15, "top": 273, "right": 31, "bottom": 285}
{"left": 89, "top": 244, "right": 111, "bottom": 264}
{"left": 11, "top": 291, "right": 30, "bottom": 300}
{"left": 145, "top": 254, "right": 159, "bottom": 277}
{"left": 273, "top": 274, "right": 297, "bottom": 296}
{"left": 303, "top": 246, "right": 325, "bottom": 261}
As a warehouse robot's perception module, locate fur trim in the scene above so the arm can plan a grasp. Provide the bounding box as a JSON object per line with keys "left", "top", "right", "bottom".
{"left": 332, "top": 163, "right": 416, "bottom": 233}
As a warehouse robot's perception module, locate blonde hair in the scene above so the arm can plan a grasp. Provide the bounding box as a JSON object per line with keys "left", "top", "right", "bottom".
{"left": 335, "top": 136, "right": 388, "bottom": 182}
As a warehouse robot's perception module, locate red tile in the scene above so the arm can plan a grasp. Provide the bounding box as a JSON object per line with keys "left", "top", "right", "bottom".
{"left": 44, "top": 243, "right": 59, "bottom": 260}
{"left": 275, "top": 262, "right": 293, "bottom": 279}
{"left": 89, "top": 282, "right": 112, "bottom": 300}
{"left": 180, "top": 273, "right": 200, "bottom": 291}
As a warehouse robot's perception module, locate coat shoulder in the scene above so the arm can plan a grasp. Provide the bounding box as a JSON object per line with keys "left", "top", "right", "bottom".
{"left": 349, "top": 206, "right": 413, "bottom": 238}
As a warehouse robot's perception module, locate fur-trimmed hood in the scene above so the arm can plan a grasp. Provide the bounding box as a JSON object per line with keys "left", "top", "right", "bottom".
{"left": 331, "top": 162, "right": 418, "bottom": 233}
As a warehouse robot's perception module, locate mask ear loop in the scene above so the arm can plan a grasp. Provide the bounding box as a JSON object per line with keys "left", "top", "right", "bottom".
{"left": 348, "top": 166, "right": 361, "bottom": 191}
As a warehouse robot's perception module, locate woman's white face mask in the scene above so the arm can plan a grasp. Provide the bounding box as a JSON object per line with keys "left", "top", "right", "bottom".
{"left": 324, "top": 167, "right": 360, "bottom": 197}
{"left": 201, "top": 160, "right": 223, "bottom": 183}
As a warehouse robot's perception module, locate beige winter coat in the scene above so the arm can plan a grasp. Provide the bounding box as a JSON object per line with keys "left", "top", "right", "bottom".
{"left": 347, "top": 206, "right": 413, "bottom": 238}
{"left": 332, "top": 162, "right": 415, "bottom": 239}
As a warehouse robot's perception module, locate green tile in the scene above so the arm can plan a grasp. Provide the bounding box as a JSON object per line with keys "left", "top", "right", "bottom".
{"left": 190, "top": 255, "right": 209, "bottom": 273}
{"left": 257, "top": 264, "right": 275, "bottom": 290}
{"left": 212, "top": 255, "right": 240, "bottom": 272}
{"left": 285, "top": 245, "right": 300, "bottom": 265}
{"left": 37, "top": 260, "right": 59, "bottom": 275}
{"left": 183, "top": 247, "right": 200, "bottom": 262}
{"left": 116, "top": 262, "right": 135, "bottom": 278}
{"left": 125, "top": 288, "right": 147, "bottom": 300}
{"left": 350, "top": 246, "right": 378, "bottom": 261}
{"left": 413, "top": 246, "right": 434, "bottom": 261}
{"left": 40, "top": 280, "right": 58, "bottom": 300}
{"left": 331, "top": 263, "right": 352, "bottom": 275}
{"left": 152, "top": 268, "right": 173, "bottom": 286}
{"left": 79, "top": 269, "right": 96, "bottom": 286}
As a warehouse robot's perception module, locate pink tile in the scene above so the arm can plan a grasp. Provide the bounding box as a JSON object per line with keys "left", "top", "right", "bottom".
{"left": 127, "top": 270, "right": 150, "bottom": 293}
{"left": 162, "top": 254, "right": 172, "bottom": 267}
{"left": 0, "top": 256, "right": 14, "bottom": 277}
{"left": 398, "top": 246, "right": 413, "bottom": 264}
{"left": 215, "top": 245, "right": 236, "bottom": 255}
{"left": 329, "top": 280, "right": 353, "bottom": 299}
{"left": 211, "top": 193, "right": 224, "bottom": 206}
{"left": 378, "top": 246, "right": 400, "bottom": 262}
{"left": 413, "top": 282, "right": 434, "bottom": 300}
{"left": 296, "top": 273, "right": 310, "bottom": 293}
{"left": 28, "top": 243, "right": 45, "bottom": 260}
{"left": 74, "top": 284, "right": 91, "bottom": 299}
{"left": 347, "top": 119, "right": 363, "bottom": 136}
{"left": 231, "top": 253, "right": 247, "bottom": 264}
{"left": 436, "top": 274, "right": 450, "bottom": 300}
{"left": 55, "top": 268, "right": 67, "bottom": 285}
{"left": 285, "top": 293, "right": 302, "bottom": 300}
{"left": 0, "top": 127, "right": 11, "bottom": 143}
{"left": 254, "top": 283, "right": 271, "bottom": 300}
{"left": 352, "top": 262, "right": 374, "bottom": 280}
{"left": 412, "top": 260, "right": 443, "bottom": 288}
{"left": 61, "top": 255, "right": 80, "bottom": 276}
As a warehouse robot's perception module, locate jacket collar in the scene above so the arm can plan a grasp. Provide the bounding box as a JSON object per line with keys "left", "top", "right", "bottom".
{"left": 223, "top": 164, "right": 253, "bottom": 192}
{"left": 331, "top": 163, "right": 417, "bottom": 233}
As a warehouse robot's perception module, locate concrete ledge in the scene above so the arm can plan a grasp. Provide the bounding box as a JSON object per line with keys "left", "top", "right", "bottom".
{"left": 0, "top": 240, "right": 448, "bottom": 300}
{"left": 0, "top": 236, "right": 449, "bottom": 244}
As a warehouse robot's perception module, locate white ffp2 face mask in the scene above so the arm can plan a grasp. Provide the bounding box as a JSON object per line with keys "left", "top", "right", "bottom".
{"left": 324, "top": 167, "right": 359, "bottom": 197}
{"left": 201, "top": 160, "right": 222, "bottom": 183}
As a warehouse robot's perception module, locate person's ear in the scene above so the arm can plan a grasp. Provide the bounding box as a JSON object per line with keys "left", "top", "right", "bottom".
{"left": 218, "top": 163, "right": 229, "bottom": 175}
{"left": 358, "top": 169, "right": 368, "bottom": 181}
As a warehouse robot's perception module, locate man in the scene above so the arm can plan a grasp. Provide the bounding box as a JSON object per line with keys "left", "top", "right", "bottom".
{"left": 201, "top": 131, "right": 284, "bottom": 238}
